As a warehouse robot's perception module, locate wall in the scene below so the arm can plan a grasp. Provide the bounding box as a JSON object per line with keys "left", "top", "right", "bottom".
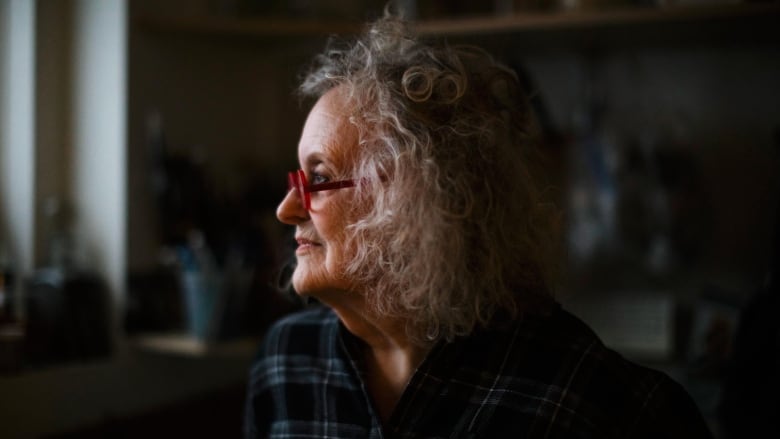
{"left": 521, "top": 46, "right": 780, "bottom": 296}
{"left": 0, "top": 0, "right": 36, "bottom": 290}
{"left": 70, "top": 0, "right": 128, "bottom": 310}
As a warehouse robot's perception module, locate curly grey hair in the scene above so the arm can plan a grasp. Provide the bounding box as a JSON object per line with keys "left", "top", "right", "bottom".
{"left": 298, "top": 15, "right": 560, "bottom": 345}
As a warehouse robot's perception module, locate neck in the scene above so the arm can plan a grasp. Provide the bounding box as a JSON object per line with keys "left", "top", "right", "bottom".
{"left": 321, "top": 295, "right": 430, "bottom": 424}
{"left": 320, "top": 293, "right": 424, "bottom": 352}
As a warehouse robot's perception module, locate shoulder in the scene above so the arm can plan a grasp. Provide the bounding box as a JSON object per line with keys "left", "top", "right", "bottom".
{"left": 451, "top": 303, "right": 712, "bottom": 437}
{"left": 532, "top": 306, "right": 709, "bottom": 431}
{"left": 246, "top": 305, "right": 343, "bottom": 398}
{"left": 503, "top": 303, "right": 667, "bottom": 387}
{"left": 243, "top": 306, "right": 344, "bottom": 438}
{"left": 253, "top": 305, "right": 339, "bottom": 359}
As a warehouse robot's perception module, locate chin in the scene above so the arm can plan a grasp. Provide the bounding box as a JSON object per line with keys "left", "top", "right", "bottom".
{"left": 291, "top": 268, "right": 314, "bottom": 296}
{"left": 292, "top": 262, "right": 328, "bottom": 296}
{"left": 291, "top": 261, "right": 351, "bottom": 300}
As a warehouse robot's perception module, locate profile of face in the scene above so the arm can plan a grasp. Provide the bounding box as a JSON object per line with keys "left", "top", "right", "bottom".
{"left": 276, "top": 87, "right": 360, "bottom": 300}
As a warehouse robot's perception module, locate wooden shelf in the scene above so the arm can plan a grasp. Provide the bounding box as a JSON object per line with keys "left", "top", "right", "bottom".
{"left": 0, "top": 351, "right": 253, "bottom": 437}
{"left": 134, "top": 3, "right": 780, "bottom": 47}
{"left": 413, "top": 3, "right": 780, "bottom": 36}
{"left": 134, "top": 15, "right": 362, "bottom": 38}
{"left": 130, "top": 333, "right": 258, "bottom": 357}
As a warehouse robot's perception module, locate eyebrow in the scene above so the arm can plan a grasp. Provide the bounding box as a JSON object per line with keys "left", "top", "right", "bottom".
{"left": 303, "top": 144, "right": 346, "bottom": 171}
{"left": 302, "top": 151, "right": 327, "bottom": 169}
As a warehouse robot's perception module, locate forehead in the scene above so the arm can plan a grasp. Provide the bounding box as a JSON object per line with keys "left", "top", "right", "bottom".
{"left": 298, "top": 87, "right": 359, "bottom": 170}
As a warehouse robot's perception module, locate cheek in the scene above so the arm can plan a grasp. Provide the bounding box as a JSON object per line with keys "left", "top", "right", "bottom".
{"left": 299, "top": 193, "right": 365, "bottom": 291}
{"left": 324, "top": 230, "right": 352, "bottom": 273}
{"left": 324, "top": 221, "right": 362, "bottom": 282}
{"left": 317, "top": 199, "right": 353, "bottom": 257}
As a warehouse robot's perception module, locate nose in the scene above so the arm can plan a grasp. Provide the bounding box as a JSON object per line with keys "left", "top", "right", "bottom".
{"left": 276, "top": 188, "right": 309, "bottom": 225}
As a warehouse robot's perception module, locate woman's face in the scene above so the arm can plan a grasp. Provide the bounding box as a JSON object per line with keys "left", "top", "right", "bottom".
{"left": 276, "top": 88, "right": 360, "bottom": 299}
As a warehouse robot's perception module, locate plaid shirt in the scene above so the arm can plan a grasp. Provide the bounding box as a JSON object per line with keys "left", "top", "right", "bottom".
{"left": 244, "top": 304, "right": 712, "bottom": 438}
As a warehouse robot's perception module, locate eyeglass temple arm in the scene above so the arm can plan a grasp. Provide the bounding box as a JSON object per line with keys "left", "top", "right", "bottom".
{"left": 307, "top": 179, "right": 356, "bottom": 193}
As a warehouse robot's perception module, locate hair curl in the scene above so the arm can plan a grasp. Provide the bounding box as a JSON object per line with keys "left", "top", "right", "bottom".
{"left": 298, "top": 15, "right": 561, "bottom": 345}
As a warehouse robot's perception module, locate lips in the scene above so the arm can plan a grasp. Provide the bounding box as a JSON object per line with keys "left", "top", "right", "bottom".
{"left": 295, "top": 236, "right": 321, "bottom": 253}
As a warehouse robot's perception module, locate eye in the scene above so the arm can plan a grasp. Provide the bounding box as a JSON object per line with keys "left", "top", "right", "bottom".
{"left": 309, "top": 172, "right": 329, "bottom": 185}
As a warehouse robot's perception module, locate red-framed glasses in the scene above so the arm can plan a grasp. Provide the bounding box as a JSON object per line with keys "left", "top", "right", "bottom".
{"left": 287, "top": 169, "right": 355, "bottom": 210}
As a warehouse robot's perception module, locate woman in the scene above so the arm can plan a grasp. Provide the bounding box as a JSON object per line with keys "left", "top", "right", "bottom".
{"left": 245, "top": 15, "right": 712, "bottom": 438}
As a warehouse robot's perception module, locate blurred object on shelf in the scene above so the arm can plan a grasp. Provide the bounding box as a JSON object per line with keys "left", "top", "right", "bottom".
{"left": 176, "top": 230, "right": 224, "bottom": 341}
{"left": 0, "top": 242, "right": 17, "bottom": 326}
{"left": 566, "top": 59, "right": 620, "bottom": 268}
{"left": 125, "top": 226, "right": 300, "bottom": 345}
{"left": 40, "top": 197, "right": 77, "bottom": 271}
{"left": 0, "top": 324, "right": 24, "bottom": 374}
{"left": 167, "top": 220, "right": 300, "bottom": 343}
{"left": 686, "top": 287, "right": 739, "bottom": 379}
{"left": 681, "top": 285, "right": 741, "bottom": 434}
{"left": 24, "top": 269, "right": 112, "bottom": 367}
{"left": 0, "top": 242, "right": 16, "bottom": 322}
{"left": 0, "top": 241, "right": 24, "bottom": 374}
{"left": 615, "top": 137, "right": 711, "bottom": 276}
{"left": 125, "top": 264, "right": 183, "bottom": 334}
{"left": 23, "top": 197, "right": 112, "bottom": 368}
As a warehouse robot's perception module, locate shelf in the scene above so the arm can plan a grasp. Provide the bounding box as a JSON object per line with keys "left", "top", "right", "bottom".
{"left": 413, "top": 3, "right": 780, "bottom": 36}
{"left": 0, "top": 350, "right": 253, "bottom": 437}
{"left": 134, "top": 14, "right": 362, "bottom": 38}
{"left": 134, "top": 3, "right": 780, "bottom": 48}
{"left": 417, "top": 3, "right": 780, "bottom": 50}
{"left": 130, "top": 333, "right": 259, "bottom": 357}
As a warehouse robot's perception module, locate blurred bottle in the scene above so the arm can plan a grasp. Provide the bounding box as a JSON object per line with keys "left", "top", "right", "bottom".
{"left": 177, "top": 230, "right": 223, "bottom": 341}
{"left": 0, "top": 241, "right": 16, "bottom": 323}
{"left": 566, "top": 66, "right": 620, "bottom": 268}
{"left": 24, "top": 198, "right": 112, "bottom": 367}
{"left": 0, "top": 240, "right": 24, "bottom": 373}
